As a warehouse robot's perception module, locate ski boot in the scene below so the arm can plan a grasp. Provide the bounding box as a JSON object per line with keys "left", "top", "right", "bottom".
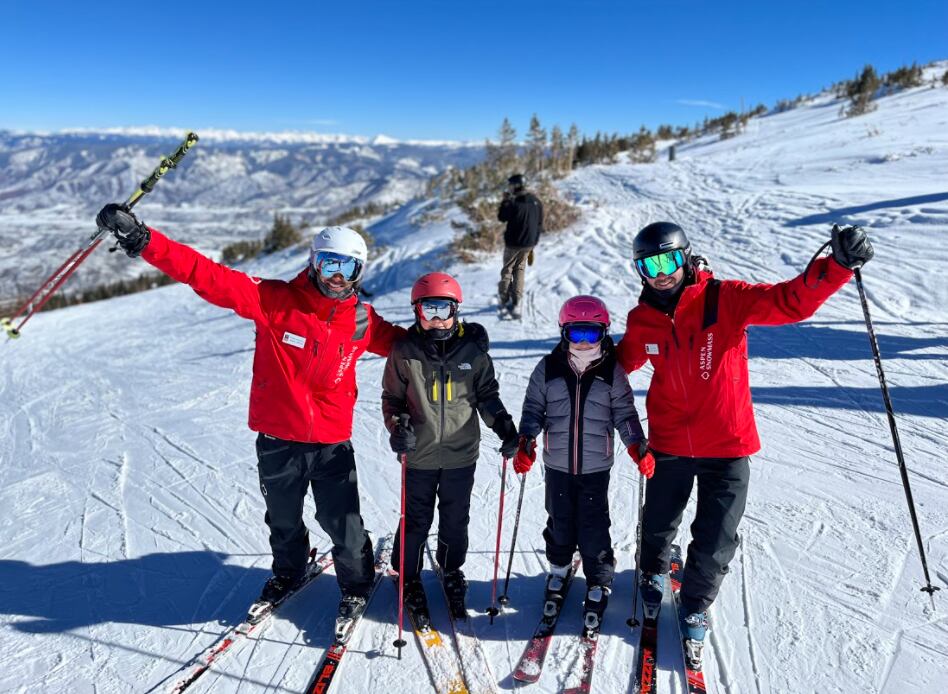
{"left": 542, "top": 563, "right": 572, "bottom": 621}
{"left": 639, "top": 572, "right": 665, "bottom": 621}
{"left": 334, "top": 591, "right": 369, "bottom": 643}
{"left": 582, "top": 584, "right": 611, "bottom": 638}
{"left": 403, "top": 577, "right": 432, "bottom": 631}
{"left": 442, "top": 569, "right": 468, "bottom": 619}
{"left": 247, "top": 573, "right": 304, "bottom": 624}
{"left": 510, "top": 301, "right": 523, "bottom": 320}
{"left": 679, "top": 607, "right": 709, "bottom": 669}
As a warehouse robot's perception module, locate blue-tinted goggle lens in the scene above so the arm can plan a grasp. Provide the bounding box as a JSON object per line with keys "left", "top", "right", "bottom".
{"left": 417, "top": 298, "right": 458, "bottom": 321}
{"left": 315, "top": 252, "right": 363, "bottom": 281}
{"left": 563, "top": 323, "right": 606, "bottom": 344}
{"left": 635, "top": 250, "right": 684, "bottom": 279}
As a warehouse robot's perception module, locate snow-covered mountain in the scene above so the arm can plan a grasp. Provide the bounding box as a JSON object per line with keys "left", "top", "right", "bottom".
{"left": 1, "top": 66, "right": 947, "bottom": 694}
{"left": 0, "top": 129, "right": 482, "bottom": 296}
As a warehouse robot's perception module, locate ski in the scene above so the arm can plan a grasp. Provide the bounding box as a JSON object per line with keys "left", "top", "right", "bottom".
{"left": 304, "top": 536, "right": 393, "bottom": 694}
{"left": 167, "top": 549, "right": 332, "bottom": 694}
{"left": 629, "top": 577, "right": 662, "bottom": 694}
{"left": 511, "top": 556, "right": 582, "bottom": 684}
{"left": 400, "top": 574, "right": 470, "bottom": 694}
{"left": 562, "top": 586, "right": 609, "bottom": 694}
{"left": 562, "top": 635, "right": 598, "bottom": 694}
{"left": 425, "top": 543, "right": 498, "bottom": 694}
{"left": 670, "top": 544, "right": 707, "bottom": 694}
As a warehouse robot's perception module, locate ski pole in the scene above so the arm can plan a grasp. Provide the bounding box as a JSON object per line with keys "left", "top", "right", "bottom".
{"left": 853, "top": 265, "right": 940, "bottom": 609}
{"left": 2, "top": 132, "right": 199, "bottom": 339}
{"left": 393, "top": 438, "right": 409, "bottom": 658}
{"left": 486, "top": 455, "right": 509, "bottom": 623}
{"left": 498, "top": 472, "right": 526, "bottom": 607}
{"left": 627, "top": 472, "right": 647, "bottom": 628}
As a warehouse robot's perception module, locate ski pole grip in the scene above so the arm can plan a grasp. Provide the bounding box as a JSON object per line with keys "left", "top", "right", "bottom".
{"left": 127, "top": 131, "right": 199, "bottom": 207}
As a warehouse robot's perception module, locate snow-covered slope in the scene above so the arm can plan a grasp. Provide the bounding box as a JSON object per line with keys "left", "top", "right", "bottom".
{"left": 0, "top": 129, "right": 482, "bottom": 296}
{"left": 1, "top": 73, "right": 947, "bottom": 694}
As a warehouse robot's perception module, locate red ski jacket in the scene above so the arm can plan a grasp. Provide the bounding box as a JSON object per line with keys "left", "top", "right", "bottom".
{"left": 616, "top": 257, "right": 853, "bottom": 458}
{"left": 142, "top": 229, "right": 406, "bottom": 443}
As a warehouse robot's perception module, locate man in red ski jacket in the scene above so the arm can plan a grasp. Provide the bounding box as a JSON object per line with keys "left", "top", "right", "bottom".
{"left": 96, "top": 204, "right": 406, "bottom": 623}
{"left": 616, "top": 221, "right": 873, "bottom": 663}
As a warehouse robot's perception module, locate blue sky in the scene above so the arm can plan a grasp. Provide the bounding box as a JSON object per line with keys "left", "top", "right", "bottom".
{"left": 2, "top": 0, "right": 945, "bottom": 141}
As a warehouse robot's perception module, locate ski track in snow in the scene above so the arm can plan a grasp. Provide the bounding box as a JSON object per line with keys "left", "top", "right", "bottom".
{"left": 2, "top": 73, "right": 948, "bottom": 693}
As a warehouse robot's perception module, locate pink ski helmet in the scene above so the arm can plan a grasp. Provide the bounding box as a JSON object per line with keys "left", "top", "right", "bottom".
{"left": 558, "top": 295, "right": 611, "bottom": 327}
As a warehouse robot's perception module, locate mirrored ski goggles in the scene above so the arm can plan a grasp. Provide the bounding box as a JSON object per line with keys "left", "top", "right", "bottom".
{"left": 416, "top": 298, "right": 458, "bottom": 322}
{"left": 635, "top": 249, "right": 685, "bottom": 279}
{"left": 562, "top": 322, "right": 607, "bottom": 344}
{"left": 313, "top": 251, "right": 363, "bottom": 282}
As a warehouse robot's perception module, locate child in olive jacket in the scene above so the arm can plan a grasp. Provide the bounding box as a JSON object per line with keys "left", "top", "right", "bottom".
{"left": 382, "top": 272, "right": 519, "bottom": 614}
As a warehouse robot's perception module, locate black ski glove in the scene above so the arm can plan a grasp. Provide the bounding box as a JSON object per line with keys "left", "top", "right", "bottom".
{"left": 389, "top": 419, "right": 417, "bottom": 455}
{"left": 96, "top": 203, "right": 151, "bottom": 258}
{"left": 491, "top": 413, "right": 520, "bottom": 458}
{"left": 830, "top": 224, "right": 873, "bottom": 270}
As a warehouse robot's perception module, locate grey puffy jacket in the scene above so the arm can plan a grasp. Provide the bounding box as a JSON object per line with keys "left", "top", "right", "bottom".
{"left": 519, "top": 339, "right": 644, "bottom": 475}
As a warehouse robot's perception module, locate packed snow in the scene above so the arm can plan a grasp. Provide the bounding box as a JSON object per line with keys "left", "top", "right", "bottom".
{"left": 1, "top": 72, "right": 947, "bottom": 693}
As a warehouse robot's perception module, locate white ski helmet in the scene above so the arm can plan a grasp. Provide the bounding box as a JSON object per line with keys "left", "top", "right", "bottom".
{"left": 309, "top": 226, "right": 368, "bottom": 282}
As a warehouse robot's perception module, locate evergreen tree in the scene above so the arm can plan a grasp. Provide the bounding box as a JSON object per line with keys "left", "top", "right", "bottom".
{"left": 846, "top": 65, "right": 881, "bottom": 117}
{"left": 263, "top": 213, "right": 302, "bottom": 253}
{"left": 526, "top": 114, "right": 548, "bottom": 175}
{"left": 497, "top": 117, "right": 519, "bottom": 176}
{"left": 549, "top": 125, "right": 566, "bottom": 177}
{"left": 567, "top": 123, "right": 580, "bottom": 170}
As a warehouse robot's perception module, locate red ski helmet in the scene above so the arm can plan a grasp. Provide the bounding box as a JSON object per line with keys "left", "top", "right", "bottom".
{"left": 558, "top": 295, "right": 610, "bottom": 327}
{"left": 411, "top": 272, "right": 463, "bottom": 304}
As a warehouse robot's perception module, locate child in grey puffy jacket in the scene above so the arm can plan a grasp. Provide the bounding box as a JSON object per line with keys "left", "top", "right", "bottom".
{"left": 515, "top": 295, "right": 652, "bottom": 626}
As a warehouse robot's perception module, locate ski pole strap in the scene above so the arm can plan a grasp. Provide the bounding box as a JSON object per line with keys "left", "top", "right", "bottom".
{"left": 126, "top": 131, "right": 199, "bottom": 208}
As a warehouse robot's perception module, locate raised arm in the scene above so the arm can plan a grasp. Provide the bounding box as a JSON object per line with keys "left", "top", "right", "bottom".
{"left": 726, "top": 256, "right": 852, "bottom": 328}
{"left": 142, "top": 229, "right": 268, "bottom": 322}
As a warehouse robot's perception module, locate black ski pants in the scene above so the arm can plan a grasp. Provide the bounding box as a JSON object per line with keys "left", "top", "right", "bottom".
{"left": 256, "top": 434, "right": 375, "bottom": 596}
{"left": 640, "top": 452, "right": 750, "bottom": 614}
{"left": 543, "top": 467, "right": 615, "bottom": 588}
{"left": 392, "top": 464, "right": 476, "bottom": 582}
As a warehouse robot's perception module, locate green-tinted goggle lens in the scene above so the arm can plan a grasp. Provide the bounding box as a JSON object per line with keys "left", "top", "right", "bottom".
{"left": 635, "top": 250, "right": 684, "bottom": 279}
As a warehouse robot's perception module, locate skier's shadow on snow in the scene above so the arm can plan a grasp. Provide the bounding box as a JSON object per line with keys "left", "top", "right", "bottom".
{"left": 784, "top": 192, "right": 948, "bottom": 227}
{"left": 748, "top": 323, "right": 948, "bottom": 362}
{"left": 0, "top": 552, "right": 270, "bottom": 633}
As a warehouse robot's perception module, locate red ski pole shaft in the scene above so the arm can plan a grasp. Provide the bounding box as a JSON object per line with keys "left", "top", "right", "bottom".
{"left": 488, "top": 455, "right": 508, "bottom": 622}
{"left": 10, "top": 239, "right": 104, "bottom": 334}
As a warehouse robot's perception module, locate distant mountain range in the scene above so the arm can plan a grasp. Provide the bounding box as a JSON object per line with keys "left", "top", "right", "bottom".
{"left": 0, "top": 129, "right": 482, "bottom": 297}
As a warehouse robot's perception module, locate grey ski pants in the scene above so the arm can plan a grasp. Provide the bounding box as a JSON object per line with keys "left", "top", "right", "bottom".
{"left": 497, "top": 246, "right": 532, "bottom": 307}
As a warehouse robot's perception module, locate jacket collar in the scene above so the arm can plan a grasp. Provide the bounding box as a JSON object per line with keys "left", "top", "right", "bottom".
{"left": 639, "top": 267, "right": 714, "bottom": 318}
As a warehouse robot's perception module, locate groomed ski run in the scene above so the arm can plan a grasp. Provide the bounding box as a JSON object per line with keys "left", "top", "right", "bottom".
{"left": 2, "top": 66, "right": 947, "bottom": 693}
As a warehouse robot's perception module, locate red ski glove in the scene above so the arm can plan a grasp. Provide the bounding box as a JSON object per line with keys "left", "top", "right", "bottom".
{"left": 628, "top": 441, "right": 655, "bottom": 479}
{"left": 514, "top": 436, "right": 537, "bottom": 474}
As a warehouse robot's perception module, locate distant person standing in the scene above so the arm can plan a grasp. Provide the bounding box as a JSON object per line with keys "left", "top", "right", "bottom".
{"left": 497, "top": 173, "right": 543, "bottom": 320}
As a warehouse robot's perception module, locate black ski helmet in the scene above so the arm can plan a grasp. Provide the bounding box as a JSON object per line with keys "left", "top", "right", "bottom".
{"left": 508, "top": 173, "right": 525, "bottom": 190}
{"left": 632, "top": 222, "right": 691, "bottom": 261}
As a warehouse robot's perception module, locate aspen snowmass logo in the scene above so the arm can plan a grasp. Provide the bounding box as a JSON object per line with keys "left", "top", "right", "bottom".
{"left": 698, "top": 332, "right": 714, "bottom": 380}
{"left": 334, "top": 346, "right": 359, "bottom": 385}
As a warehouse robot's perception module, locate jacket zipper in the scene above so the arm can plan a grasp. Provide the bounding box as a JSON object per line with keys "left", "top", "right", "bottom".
{"left": 570, "top": 362, "right": 582, "bottom": 475}
{"left": 306, "top": 305, "right": 337, "bottom": 442}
